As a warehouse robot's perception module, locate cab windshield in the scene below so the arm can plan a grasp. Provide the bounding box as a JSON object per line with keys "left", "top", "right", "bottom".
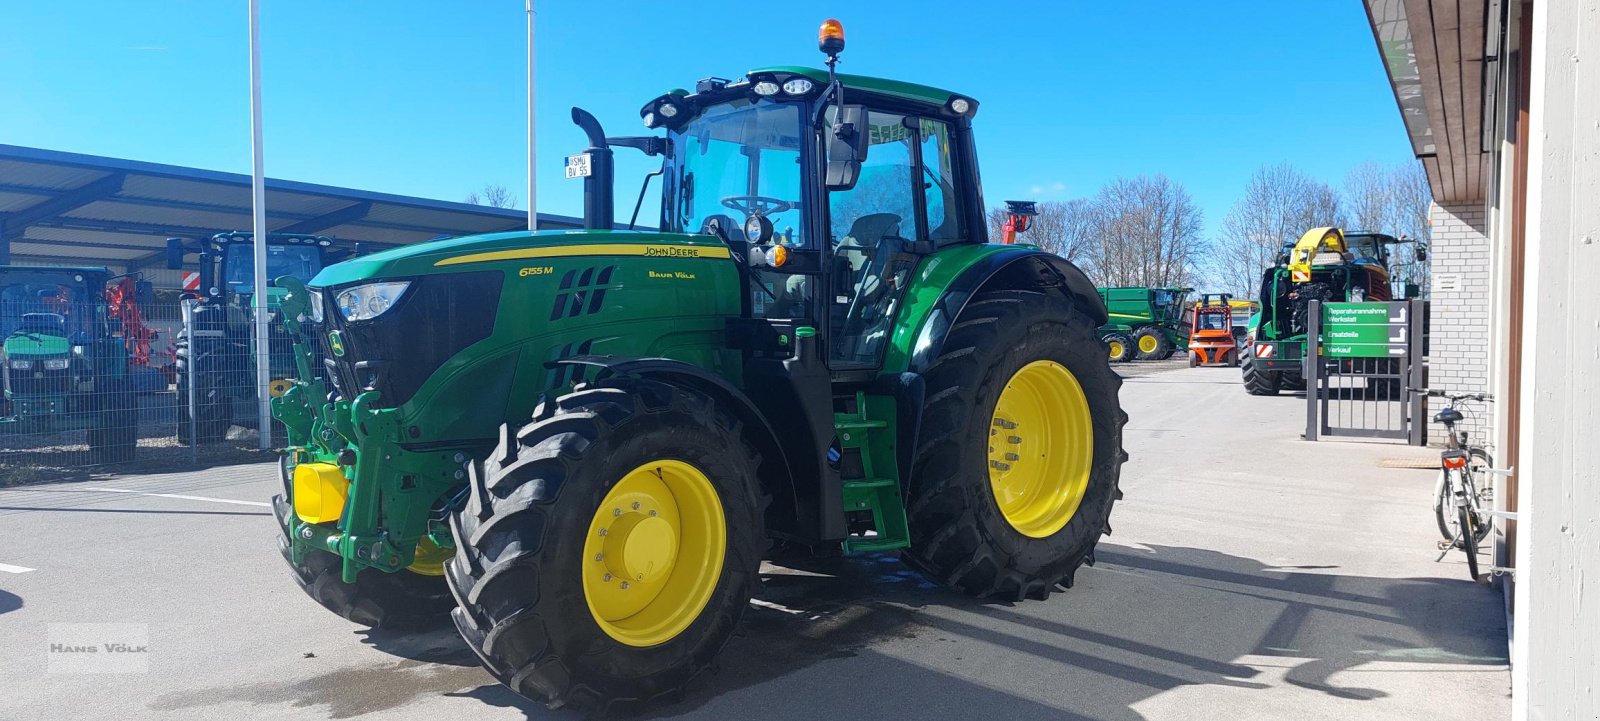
{"left": 0, "top": 275, "right": 92, "bottom": 338}
{"left": 223, "top": 243, "right": 323, "bottom": 295}
{"left": 669, "top": 98, "right": 807, "bottom": 247}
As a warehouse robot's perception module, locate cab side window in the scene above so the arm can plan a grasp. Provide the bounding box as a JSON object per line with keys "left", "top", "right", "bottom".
{"left": 918, "top": 118, "right": 965, "bottom": 243}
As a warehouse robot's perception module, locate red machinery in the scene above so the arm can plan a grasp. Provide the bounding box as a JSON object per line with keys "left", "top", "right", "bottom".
{"left": 1187, "top": 293, "right": 1239, "bottom": 367}
{"left": 999, "top": 200, "right": 1038, "bottom": 244}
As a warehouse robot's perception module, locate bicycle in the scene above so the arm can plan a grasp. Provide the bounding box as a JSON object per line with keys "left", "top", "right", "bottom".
{"left": 1425, "top": 390, "right": 1495, "bottom": 582}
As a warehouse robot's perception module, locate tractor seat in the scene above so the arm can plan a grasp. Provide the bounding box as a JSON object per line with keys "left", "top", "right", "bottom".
{"left": 1433, "top": 407, "right": 1465, "bottom": 424}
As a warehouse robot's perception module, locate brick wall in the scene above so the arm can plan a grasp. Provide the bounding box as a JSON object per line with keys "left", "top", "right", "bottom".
{"left": 1425, "top": 202, "right": 1493, "bottom": 446}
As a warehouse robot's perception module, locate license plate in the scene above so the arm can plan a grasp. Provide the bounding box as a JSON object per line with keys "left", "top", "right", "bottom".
{"left": 565, "top": 153, "right": 592, "bottom": 179}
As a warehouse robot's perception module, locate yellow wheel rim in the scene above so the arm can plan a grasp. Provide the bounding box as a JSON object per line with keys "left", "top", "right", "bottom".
{"left": 1107, "top": 341, "right": 1124, "bottom": 359}
{"left": 582, "top": 459, "right": 726, "bottom": 647}
{"left": 406, "top": 535, "right": 451, "bottom": 576}
{"left": 988, "top": 360, "right": 1094, "bottom": 538}
{"left": 1138, "top": 335, "right": 1160, "bottom": 354}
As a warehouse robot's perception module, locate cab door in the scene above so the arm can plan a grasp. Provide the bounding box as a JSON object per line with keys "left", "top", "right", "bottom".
{"left": 826, "top": 112, "right": 966, "bottom": 370}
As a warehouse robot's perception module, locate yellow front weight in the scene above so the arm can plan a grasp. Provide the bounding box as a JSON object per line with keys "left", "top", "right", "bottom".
{"left": 292, "top": 462, "right": 349, "bottom": 524}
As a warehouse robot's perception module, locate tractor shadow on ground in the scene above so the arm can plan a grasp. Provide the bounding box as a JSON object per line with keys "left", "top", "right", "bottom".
{"left": 423, "top": 542, "right": 1507, "bottom": 720}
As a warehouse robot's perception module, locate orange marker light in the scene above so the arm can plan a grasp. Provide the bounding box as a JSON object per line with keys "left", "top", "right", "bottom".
{"left": 819, "top": 18, "right": 845, "bottom": 55}
{"left": 766, "top": 244, "right": 790, "bottom": 268}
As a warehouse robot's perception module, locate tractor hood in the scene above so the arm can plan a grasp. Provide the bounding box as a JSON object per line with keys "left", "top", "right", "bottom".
{"left": 4, "top": 333, "right": 70, "bottom": 358}
{"left": 309, "top": 229, "right": 733, "bottom": 288}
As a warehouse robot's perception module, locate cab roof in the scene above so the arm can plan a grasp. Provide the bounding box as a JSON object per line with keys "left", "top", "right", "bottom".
{"left": 747, "top": 66, "right": 965, "bottom": 107}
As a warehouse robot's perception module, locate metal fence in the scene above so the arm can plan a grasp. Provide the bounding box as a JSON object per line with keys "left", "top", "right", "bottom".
{"left": 1303, "top": 299, "right": 1427, "bottom": 444}
{"left": 0, "top": 297, "right": 283, "bottom": 480}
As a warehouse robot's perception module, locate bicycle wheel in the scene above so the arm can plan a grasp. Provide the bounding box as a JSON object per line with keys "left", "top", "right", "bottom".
{"left": 1458, "top": 505, "right": 1482, "bottom": 582}
{"left": 1433, "top": 469, "right": 1454, "bottom": 541}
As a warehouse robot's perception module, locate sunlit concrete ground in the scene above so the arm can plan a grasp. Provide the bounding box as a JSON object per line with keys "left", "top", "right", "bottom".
{"left": 0, "top": 359, "right": 1509, "bottom": 720}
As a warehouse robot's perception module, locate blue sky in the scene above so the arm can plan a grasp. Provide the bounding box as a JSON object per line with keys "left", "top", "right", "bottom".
{"left": 0, "top": 1, "right": 1414, "bottom": 233}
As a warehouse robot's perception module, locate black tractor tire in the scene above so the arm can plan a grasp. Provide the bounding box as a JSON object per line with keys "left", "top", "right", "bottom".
{"left": 1160, "top": 347, "right": 1179, "bottom": 360}
{"left": 276, "top": 523, "right": 456, "bottom": 631}
{"left": 446, "top": 377, "right": 765, "bottom": 713}
{"left": 1103, "top": 333, "right": 1135, "bottom": 363}
{"left": 1131, "top": 326, "right": 1170, "bottom": 361}
{"left": 902, "top": 289, "right": 1126, "bottom": 600}
{"left": 88, "top": 381, "right": 137, "bottom": 464}
{"left": 1240, "top": 343, "right": 1281, "bottom": 396}
{"left": 1189, "top": 351, "right": 1201, "bottom": 367}
{"left": 175, "top": 341, "right": 231, "bottom": 445}
{"left": 1280, "top": 373, "right": 1307, "bottom": 392}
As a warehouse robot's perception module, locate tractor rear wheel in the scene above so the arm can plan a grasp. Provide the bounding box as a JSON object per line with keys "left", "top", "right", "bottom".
{"left": 1132, "top": 327, "right": 1170, "bottom": 360}
{"left": 1240, "top": 343, "right": 1281, "bottom": 396}
{"left": 904, "top": 289, "right": 1126, "bottom": 600}
{"left": 446, "top": 377, "right": 764, "bottom": 712}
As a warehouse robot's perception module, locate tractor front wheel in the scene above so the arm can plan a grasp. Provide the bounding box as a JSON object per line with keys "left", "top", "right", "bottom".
{"left": 276, "top": 530, "right": 456, "bottom": 630}
{"left": 1104, "top": 333, "right": 1134, "bottom": 363}
{"left": 446, "top": 378, "right": 764, "bottom": 713}
{"left": 904, "top": 289, "right": 1126, "bottom": 600}
{"left": 1240, "top": 343, "right": 1281, "bottom": 396}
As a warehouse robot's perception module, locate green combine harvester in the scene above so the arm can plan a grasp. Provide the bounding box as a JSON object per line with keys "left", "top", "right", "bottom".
{"left": 1241, "top": 226, "right": 1421, "bottom": 395}
{"left": 270, "top": 20, "right": 1127, "bottom": 712}
{"left": 0, "top": 266, "right": 140, "bottom": 463}
{"left": 1096, "top": 286, "right": 1192, "bottom": 362}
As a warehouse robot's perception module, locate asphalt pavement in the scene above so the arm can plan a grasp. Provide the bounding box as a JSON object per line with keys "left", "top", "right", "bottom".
{"left": 0, "top": 358, "right": 1510, "bottom": 720}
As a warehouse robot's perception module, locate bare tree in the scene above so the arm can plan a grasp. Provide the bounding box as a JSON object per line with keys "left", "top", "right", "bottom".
{"left": 1083, "top": 174, "right": 1203, "bottom": 287}
{"left": 986, "top": 198, "right": 1097, "bottom": 263}
{"left": 1205, "top": 164, "right": 1342, "bottom": 299}
{"left": 465, "top": 183, "right": 518, "bottom": 209}
{"left": 1342, "top": 161, "right": 1433, "bottom": 293}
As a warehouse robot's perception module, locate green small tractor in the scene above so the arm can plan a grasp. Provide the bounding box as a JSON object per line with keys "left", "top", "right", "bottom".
{"left": 271, "top": 22, "right": 1126, "bottom": 711}
{"left": 166, "top": 232, "right": 369, "bottom": 443}
{"left": 1241, "top": 226, "right": 1421, "bottom": 395}
{"left": 1096, "top": 286, "right": 1192, "bottom": 362}
{"left": 0, "top": 266, "right": 142, "bottom": 463}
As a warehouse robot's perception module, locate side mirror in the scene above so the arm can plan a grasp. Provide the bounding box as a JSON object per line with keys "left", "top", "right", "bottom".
{"left": 1415, "top": 245, "right": 1428, "bottom": 262}
{"left": 135, "top": 280, "right": 154, "bottom": 305}
{"left": 1404, "top": 282, "right": 1422, "bottom": 300}
{"left": 825, "top": 104, "right": 869, "bottom": 190}
{"left": 165, "top": 238, "right": 185, "bottom": 270}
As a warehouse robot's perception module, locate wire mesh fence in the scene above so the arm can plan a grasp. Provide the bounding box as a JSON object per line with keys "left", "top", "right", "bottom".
{"left": 0, "top": 295, "right": 289, "bottom": 482}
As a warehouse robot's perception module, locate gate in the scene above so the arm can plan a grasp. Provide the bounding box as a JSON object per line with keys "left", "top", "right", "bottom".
{"left": 1304, "top": 299, "right": 1426, "bottom": 444}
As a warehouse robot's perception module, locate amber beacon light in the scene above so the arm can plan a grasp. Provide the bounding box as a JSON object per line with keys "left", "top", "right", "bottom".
{"left": 819, "top": 18, "right": 845, "bottom": 56}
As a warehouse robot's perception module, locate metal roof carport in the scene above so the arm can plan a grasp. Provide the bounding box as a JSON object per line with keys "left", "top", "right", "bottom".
{"left": 0, "top": 144, "right": 580, "bottom": 282}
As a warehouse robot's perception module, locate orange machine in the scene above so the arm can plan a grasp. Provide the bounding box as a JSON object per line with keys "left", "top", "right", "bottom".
{"left": 1187, "top": 294, "right": 1238, "bottom": 367}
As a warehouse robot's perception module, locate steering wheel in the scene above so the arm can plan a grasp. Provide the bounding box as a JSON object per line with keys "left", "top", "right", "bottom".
{"left": 721, "top": 195, "right": 795, "bottom": 217}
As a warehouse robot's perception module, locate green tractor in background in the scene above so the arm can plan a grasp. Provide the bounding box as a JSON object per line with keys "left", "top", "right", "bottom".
{"left": 1240, "top": 227, "right": 1421, "bottom": 395}
{"left": 0, "top": 266, "right": 142, "bottom": 463}
{"left": 165, "top": 232, "right": 372, "bottom": 443}
{"left": 1096, "top": 286, "right": 1192, "bottom": 362}
{"left": 271, "top": 21, "right": 1126, "bottom": 712}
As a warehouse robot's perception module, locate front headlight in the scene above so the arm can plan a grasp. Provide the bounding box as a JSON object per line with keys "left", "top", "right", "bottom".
{"left": 335, "top": 281, "right": 411, "bottom": 322}
{"left": 8, "top": 359, "right": 32, "bottom": 371}
{"left": 43, "top": 358, "right": 70, "bottom": 371}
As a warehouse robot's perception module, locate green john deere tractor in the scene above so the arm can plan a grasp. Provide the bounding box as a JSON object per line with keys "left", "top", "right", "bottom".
{"left": 1240, "top": 226, "right": 1422, "bottom": 395}
{"left": 166, "top": 232, "right": 370, "bottom": 443}
{"left": 0, "top": 266, "right": 139, "bottom": 463}
{"left": 271, "top": 24, "right": 1126, "bottom": 711}
{"left": 1096, "top": 286, "right": 1192, "bottom": 362}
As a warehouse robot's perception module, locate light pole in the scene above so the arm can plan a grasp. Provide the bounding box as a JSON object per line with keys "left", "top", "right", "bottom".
{"left": 248, "top": 0, "right": 271, "bottom": 449}
{"left": 526, "top": 0, "right": 537, "bottom": 231}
